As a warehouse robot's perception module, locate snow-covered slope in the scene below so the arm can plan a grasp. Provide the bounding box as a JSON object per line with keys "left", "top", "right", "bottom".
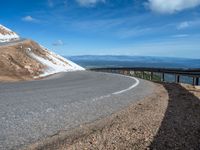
{"left": 0, "top": 24, "right": 85, "bottom": 81}
{"left": 0, "top": 24, "right": 19, "bottom": 42}
{"left": 28, "top": 46, "right": 85, "bottom": 77}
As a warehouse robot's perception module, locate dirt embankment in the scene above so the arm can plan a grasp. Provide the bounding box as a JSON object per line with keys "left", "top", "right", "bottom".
{"left": 0, "top": 26, "right": 15, "bottom": 35}
{"left": 27, "top": 83, "right": 200, "bottom": 150}
{"left": 0, "top": 40, "right": 49, "bottom": 82}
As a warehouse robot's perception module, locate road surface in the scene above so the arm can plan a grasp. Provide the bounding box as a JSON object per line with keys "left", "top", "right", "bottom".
{"left": 0, "top": 71, "right": 155, "bottom": 150}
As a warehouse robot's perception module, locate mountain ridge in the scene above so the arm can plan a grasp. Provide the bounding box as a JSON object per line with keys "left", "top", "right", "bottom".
{"left": 0, "top": 24, "right": 19, "bottom": 42}
{"left": 0, "top": 24, "right": 84, "bottom": 82}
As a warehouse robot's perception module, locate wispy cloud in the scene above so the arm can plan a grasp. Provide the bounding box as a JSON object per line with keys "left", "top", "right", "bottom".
{"left": 117, "top": 27, "right": 152, "bottom": 39}
{"left": 47, "top": 0, "right": 68, "bottom": 8}
{"left": 177, "top": 21, "right": 189, "bottom": 30}
{"left": 177, "top": 20, "right": 200, "bottom": 30}
{"left": 147, "top": 0, "right": 200, "bottom": 14}
{"left": 22, "top": 16, "right": 38, "bottom": 22}
{"left": 48, "top": 0, "right": 54, "bottom": 7}
{"left": 76, "top": 0, "right": 106, "bottom": 7}
{"left": 172, "top": 34, "right": 189, "bottom": 38}
{"left": 72, "top": 18, "right": 125, "bottom": 30}
{"left": 52, "top": 40, "right": 64, "bottom": 46}
{"left": 70, "top": 15, "right": 143, "bottom": 32}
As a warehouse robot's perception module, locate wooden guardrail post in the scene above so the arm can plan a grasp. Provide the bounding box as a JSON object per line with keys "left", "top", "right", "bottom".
{"left": 196, "top": 77, "right": 199, "bottom": 86}
{"left": 193, "top": 77, "right": 196, "bottom": 86}
{"left": 150, "top": 72, "right": 153, "bottom": 81}
{"left": 142, "top": 71, "right": 144, "bottom": 79}
{"left": 124, "top": 70, "right": 127, "bottom": 75}
{"left": 176, "top": 74, "right": 180, "bottom": 83}
{"left": 128, "top": 70, "right": 131, "bottom": 76}
{"left": 162, "top": 73, "right": 165, "bottom": 82}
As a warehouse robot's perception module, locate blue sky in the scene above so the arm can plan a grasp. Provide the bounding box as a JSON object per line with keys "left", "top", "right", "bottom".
{"left": 1, "top": 0, "right": 200, "bottom": 58}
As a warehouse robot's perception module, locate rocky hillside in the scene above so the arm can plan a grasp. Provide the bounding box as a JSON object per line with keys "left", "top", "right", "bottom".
{"left": 0, "top": 24, "right": 19, "bottom": 42}
{"left": 0, "top": 25, "right": 84, "bottom": 82}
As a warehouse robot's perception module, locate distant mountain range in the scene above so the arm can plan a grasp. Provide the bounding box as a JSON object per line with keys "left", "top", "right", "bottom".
{"left": 67, "top": 55, "right": 200, "bottom": 69}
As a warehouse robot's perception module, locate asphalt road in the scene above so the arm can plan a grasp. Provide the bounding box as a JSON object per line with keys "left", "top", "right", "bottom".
{"left": 0, "top": 71, "right": 155, "bottom": 150}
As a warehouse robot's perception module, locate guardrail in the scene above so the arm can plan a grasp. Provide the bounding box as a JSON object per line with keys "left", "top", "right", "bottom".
{"left": 89, "top": 67, "right": 200, "bottom": 86}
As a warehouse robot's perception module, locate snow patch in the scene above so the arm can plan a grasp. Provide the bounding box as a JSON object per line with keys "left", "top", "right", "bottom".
{"left": 25, "top": 48, "right": 32, "bottom": 52}
{"left": 28, "top": 47, "right": 85, "bottom": 77}
{"left": 0, "top": 24, "right": 19, "bottom": 42}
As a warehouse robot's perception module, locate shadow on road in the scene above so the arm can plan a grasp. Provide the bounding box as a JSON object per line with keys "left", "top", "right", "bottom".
{"left": 150, "top": 83, "right": 200, "bottom": 149}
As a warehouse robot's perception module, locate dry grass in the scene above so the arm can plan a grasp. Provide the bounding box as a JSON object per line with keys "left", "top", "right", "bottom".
{"left": 0, "top": 40, "right": 48, "bottom": 82}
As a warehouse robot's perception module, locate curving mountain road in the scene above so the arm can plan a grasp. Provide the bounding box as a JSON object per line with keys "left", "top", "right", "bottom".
{"left": 0, "top": 71, "right": 155, "bottom": 150}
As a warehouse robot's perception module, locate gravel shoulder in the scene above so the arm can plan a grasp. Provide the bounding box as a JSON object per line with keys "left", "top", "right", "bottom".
{"left": 27, "top": 82, "right": 200, "bottom": 150}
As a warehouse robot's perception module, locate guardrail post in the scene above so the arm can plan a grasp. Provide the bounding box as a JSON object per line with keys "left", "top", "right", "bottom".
{"left": 128, "top": 70, "right": 131, "bottom": 76}
{"left": 124, "top": 70, "right": 127, "bottom": 75}
{"left": 123, "top": 70, "right": 125, "bottom": 75}
{"left": 193, "top": 77, "right": 195, "bottom": 86}
{"left": 162, "top": 73, "right": 165, "bottom": 82}
{"left": 150, "top": 72, "right": 153, "bottom": 81}
{"left": 176, "top": 75, "right": 180, "bottom": 83}
{"left": 142, "top": 71, "right": 144, "bottom": 79}
{"left": 196, "top": 77, "right": 199, "bottom": 86}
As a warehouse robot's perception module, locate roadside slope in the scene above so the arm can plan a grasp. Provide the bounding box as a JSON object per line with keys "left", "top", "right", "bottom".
{"left": 0, "top": 24, "right": 84, "bottom": 82}
{"left": 0, "top": 40, "right": 84, "bottom": 81}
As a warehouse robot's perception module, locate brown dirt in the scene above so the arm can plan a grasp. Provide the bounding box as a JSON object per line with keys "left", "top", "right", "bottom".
{"left": 26, "top": 83, "right": 200, "bottom": 150}
{"left": 0, "top": 40, "right": 50, "bottom": 82}
{"left": 0, "top": 26, "right": 16, "bottom": 35}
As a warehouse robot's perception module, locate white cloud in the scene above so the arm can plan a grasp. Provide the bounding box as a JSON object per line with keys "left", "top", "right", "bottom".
{"left": 177, "top": 21, "right": 190, "bottom": 29}
{"left": 76, "top": 0, "right": 105, "bottom": 7}
{"left": 147, "top": 0, "right": 200, "bottom": 14}
{"left": 177, "top": 20, "right": 200, "bottom": 29}
{"left": 22, "top": 16, "right": 37, "bottom": 22}
{"left": 52, "top": 40, "right": 64, "bottom": 46}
